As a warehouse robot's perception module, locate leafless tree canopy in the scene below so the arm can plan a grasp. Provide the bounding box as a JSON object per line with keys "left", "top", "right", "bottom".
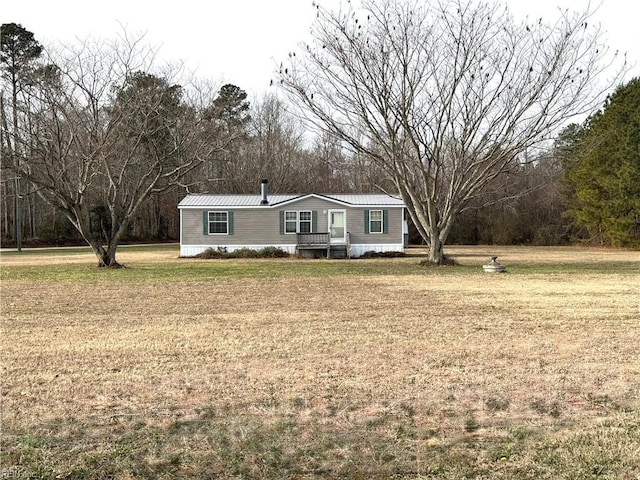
{"left": 278, "top": 0, "right": 624, "bottom": 262}
{"left": 2, "top": 32, "right": 244, "bottom": 266}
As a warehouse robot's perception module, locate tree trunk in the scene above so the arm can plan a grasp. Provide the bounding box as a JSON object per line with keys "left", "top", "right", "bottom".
{"left": 65, "top": 209, "right": 123, "bottom": 268}
{"left": 89, "top": 241, "right": 122, "bottom": 268}
{"left": 398, "top": 184, "right": 448, "bottom": 265}
{"left": 428, "top": 238, "right": 444, "bottom": 264}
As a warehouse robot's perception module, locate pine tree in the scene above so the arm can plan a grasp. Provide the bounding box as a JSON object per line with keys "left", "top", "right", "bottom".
{"left": 563, "top": 78, "right": 640, "bottom": 247}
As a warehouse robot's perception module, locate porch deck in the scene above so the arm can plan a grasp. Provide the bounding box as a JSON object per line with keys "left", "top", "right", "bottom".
{"left": 296, "top": 232, "right": 350, "bottom": 258}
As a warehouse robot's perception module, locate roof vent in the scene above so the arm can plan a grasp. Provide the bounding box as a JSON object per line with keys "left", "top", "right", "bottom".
{"left": 260, "top": 179, "right": 269, "bottom": 205}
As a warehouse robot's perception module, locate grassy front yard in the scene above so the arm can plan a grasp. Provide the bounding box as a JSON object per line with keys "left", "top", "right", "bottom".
{"left": 1, "top": 245, "right": 639, "bottom": 478}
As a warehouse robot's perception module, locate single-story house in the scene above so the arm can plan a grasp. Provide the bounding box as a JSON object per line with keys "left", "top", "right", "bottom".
{"left": 178, "top": 180, "right": 406, "bottom": 258}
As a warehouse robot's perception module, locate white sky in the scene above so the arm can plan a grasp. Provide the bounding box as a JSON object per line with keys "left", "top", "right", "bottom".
{"left": 2, "top": 0, "right": 638, "bottom": 98}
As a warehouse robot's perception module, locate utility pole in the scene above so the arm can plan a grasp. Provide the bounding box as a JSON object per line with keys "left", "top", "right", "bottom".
{"left": 1, "top": 89, "right": 21, "bottom": 251}
{"left": 15, "top": 173, "right": 21, "bottom": 251}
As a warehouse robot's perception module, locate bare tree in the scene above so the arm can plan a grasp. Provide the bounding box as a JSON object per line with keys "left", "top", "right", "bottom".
{"left": 244, "top": 94, "right": 306, "bottom": 193}
{"left": 8, "top": 33, "right": 237, "bottom": 266}
{"left": 307, "top": 131, "right": 352, "bottom": 192}
{"left": 205, "top": 93, "right": 308, "bottom": 194}
{"left": 278, "top": 0, "right": 625, "bottom": 263}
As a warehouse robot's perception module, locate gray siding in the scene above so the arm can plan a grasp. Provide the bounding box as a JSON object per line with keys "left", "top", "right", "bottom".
{"left": 181, "top": 197, "right": 404, "bottom": 250}
{"left": 348, "top": 208, "right": 403, "bottom": 246}
{"left": 182, "top": 208, "right": 283, "bottom": 246}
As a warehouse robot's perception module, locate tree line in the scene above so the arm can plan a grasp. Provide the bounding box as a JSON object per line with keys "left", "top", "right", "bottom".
{"left": 1, "top": 1, "right": 637, "bottom": 266}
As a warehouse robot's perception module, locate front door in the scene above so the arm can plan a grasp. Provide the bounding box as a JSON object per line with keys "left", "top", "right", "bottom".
{"left": 328, "top": 210, "right": 346, "bottom": 244}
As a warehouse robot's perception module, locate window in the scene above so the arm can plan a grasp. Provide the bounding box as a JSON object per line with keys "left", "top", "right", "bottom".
{"left": 283, "top": 210, "right": 314, "bottom": 234}
{"left": 285, "top": 211, "right": 297, "bottom": 234}
{"left": 299, "top": 211, "right": 312, "bottom": 233}
{"left": 369, "top": 209, "right": 383, "bottom": 234}
{"left": 208, "top": 211, "right": 228, "bottom": 234}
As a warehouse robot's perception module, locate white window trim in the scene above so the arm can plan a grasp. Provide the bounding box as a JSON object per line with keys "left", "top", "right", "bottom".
{"left": 284, "top": 211, "right": 298, "bottom": 234}
{"left": 369, "top": 209, "right": 383, "bottom": 234}
{"left": 208, "top": 211, "right": 229, "bottom": 235}
{"left": 284, "top": 210, "right": 312, "bottom": 234}
{"left": 298, "top": 210, "right": 312, "bottom": 234}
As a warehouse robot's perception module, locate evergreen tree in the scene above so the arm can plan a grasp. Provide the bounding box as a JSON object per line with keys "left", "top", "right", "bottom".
{"left": 563, "top": 78, "right": 640, "bottom": 247}
{"left": 1, "top": 23, "right": 44, "bottom": 249}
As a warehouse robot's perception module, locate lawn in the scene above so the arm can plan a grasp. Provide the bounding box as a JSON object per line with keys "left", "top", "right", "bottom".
{"left": 1, "top": 245, "right": 639, "bottom": 479}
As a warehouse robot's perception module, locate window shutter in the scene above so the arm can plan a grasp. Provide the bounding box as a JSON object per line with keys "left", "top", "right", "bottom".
{"left": 279, "top": 210, "right": 284, "bottom": 235}
{"left": 383, "top": 210, "right": 389, "bottom": 234}
{"left": 364, "top": 210, "right": 370, "bottom": 234}
{"left": 311, "top": 210, "right": 317, "bottom": 233}
{"left": 228, "top": 211, "right": 234, "bottom": 235}
{"left": 203, "top": 211, "right": 209, "bottom": 235}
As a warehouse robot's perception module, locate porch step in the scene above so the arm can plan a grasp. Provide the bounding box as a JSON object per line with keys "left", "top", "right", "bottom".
{"left": 329, "top": 245, "right": 349, "bottom": 259}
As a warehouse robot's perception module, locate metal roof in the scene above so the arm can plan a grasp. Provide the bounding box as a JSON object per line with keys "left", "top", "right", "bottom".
{"left": 178, "top": 193, "right": 405, "bottom": 208}
{"left": 178, "top": 194, "right": 296, "bottom": 207}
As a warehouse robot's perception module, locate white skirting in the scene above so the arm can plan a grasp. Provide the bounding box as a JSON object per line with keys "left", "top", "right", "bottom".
{"left": 180, "top": 244, "right": 296, "bottom": 257}
{"left": 180, "top": 243, "right": 404, "bottom": 258}
{"left": 348, "top": 243, "right": 405, "bottom": 257}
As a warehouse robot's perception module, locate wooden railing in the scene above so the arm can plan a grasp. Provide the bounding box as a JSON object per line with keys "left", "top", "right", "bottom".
{"left": 296, "top": 232, "right": 352, "bottom": 258}
{"left": 296, "top": 232, "right": 330, "bottom": 251}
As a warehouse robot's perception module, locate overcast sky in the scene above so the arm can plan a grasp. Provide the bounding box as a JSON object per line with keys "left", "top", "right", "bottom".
{"left": 2, "top": 0, "right": 638, "bottom": 97}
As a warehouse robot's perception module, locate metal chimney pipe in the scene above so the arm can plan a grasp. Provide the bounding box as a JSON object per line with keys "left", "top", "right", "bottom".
{"left": 260, "top": 179, "right": 269, "bottom": 205}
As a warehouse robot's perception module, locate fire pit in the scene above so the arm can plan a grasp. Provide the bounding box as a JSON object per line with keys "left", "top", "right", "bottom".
{"left": 483, "top": 256, "right": 506, "bottom": 273}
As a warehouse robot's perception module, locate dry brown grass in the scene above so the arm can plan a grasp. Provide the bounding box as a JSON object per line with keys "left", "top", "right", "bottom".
{"left": 1, "top": 245, "right": 639, "bottom": 478}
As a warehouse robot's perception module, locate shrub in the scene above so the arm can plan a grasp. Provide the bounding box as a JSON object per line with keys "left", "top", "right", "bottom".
{"left": 194, "top": 248, "right": 227, "bottom": 259}
{"left": 359, "top": 250, "right": 406, "bottom": 258}
{"left": 258, "top": 246, "right": 291, "bottom": 258}
{"left": 232, "top": 248, "right": 263, "bottom": 258}
{"left": 193, "top": 247, "right": 289, "bottom": 259}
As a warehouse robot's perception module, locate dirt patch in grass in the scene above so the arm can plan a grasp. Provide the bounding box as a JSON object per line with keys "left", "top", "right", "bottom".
{"left": 2, "top": 246, "right": 639, "bottom": 478}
